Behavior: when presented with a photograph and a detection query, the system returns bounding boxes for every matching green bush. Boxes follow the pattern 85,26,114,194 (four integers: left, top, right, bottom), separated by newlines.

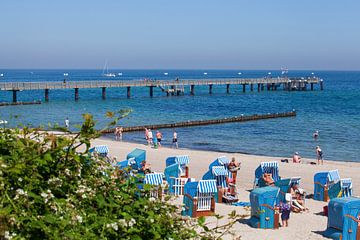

0,112,243,240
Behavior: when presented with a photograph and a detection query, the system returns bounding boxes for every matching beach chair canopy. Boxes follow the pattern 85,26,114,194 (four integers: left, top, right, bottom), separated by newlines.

127,148,146,169
314,170,340,186
184,180,217,198
255,161,280,181
212,166,228,176
327,197,360,232
166,155,190,167
144,173,164,185
209,156,230,169
116,157,136,170
89,145,109,156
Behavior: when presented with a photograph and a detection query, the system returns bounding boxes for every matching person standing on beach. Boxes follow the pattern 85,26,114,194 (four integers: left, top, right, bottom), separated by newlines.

156,130,162,147
147,129,153,146
119,127,123,141
65,117,69,129
115,127,119,141
144,128,149,145
316,146,323,165
172,130,178,149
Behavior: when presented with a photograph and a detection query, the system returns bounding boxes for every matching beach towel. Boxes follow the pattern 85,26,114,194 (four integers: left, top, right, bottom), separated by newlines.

232,201,251,207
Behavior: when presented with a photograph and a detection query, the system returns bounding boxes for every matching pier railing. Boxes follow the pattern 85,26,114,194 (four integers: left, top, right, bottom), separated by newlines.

0,77,320,91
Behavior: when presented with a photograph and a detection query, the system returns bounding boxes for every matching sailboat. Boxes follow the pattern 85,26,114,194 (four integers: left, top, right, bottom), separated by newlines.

102,61,116,77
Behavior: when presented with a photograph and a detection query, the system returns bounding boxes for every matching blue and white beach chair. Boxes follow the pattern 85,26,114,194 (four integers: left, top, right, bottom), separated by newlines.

182,180,217,217
127,148,146,171
164,163,189,196
253,161,280,188
275,177,301,204
324,197,360,240
166,155,190,178
314,170,353,201
143,172,165,199
89,145,109,157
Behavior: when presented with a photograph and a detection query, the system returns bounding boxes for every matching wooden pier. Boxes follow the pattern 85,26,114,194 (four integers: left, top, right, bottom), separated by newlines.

101,111,296,134
0,77,322,103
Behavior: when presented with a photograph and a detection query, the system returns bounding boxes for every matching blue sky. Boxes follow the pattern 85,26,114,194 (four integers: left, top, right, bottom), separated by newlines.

0,0,359,70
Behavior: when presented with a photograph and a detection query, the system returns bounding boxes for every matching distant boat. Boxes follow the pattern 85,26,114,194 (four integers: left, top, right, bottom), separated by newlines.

102,61,116,77
164,72,169,76
118,72,123,76
0,73,4,77
204,72,208,75
0,120,8,124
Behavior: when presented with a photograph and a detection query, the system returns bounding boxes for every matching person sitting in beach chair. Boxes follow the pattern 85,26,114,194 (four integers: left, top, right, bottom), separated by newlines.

259,173,275,187
290,184,307,212
141,160,151,174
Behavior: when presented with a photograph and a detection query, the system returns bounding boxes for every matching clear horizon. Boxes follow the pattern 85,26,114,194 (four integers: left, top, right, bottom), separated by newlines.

1,0,360,70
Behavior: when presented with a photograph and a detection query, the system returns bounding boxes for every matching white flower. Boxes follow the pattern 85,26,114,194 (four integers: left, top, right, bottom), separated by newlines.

18,178,23,182
64,169,71,176
75,215,83,223
149,197,155,202
118,219,126,226
40,192,47,198
1,164,7,168
128,218,136,227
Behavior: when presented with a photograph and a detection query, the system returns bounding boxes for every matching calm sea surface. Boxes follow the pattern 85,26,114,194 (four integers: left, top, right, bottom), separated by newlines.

1,70,359,162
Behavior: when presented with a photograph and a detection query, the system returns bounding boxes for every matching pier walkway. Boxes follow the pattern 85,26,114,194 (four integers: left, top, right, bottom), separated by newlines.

0,77,323,102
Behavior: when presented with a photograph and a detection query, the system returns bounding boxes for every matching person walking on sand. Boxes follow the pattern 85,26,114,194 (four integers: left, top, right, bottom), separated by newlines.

313,130,319,140
114,127,120,141
144,128,149,145
316,146,323,165
65,117,69,129
147,129,153,146
156,130,162,147
279,193,292,227
172,130,178,149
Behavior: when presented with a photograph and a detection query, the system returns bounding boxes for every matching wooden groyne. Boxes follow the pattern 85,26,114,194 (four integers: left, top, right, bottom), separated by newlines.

101,111,296,134
0,100,41,107
0,77,323,103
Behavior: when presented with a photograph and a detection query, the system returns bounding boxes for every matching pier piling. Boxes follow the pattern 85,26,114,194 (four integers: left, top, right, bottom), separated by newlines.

311,83,314,91
257,83,261,92
242,84,246,93
127,87,131,98
250,84,254,91
190,85,195,95
74,88,79,101
45,89,49,102
12,90,18,103
102,87,106,100
209,84,213,94
320,80,324,90
149,86,154,97
226,84,230,94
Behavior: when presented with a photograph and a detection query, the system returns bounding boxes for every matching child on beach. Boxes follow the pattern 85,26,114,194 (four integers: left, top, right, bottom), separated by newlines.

279,193,292,227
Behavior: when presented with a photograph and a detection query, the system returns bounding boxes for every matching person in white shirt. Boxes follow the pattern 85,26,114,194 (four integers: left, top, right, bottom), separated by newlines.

172,130,178,149
65,117,69,129
147,129,153,145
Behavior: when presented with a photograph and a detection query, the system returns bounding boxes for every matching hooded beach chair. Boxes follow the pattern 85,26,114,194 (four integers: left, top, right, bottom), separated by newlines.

253,161,280,188
143,172,164,199
249,186,280,229
202,165,236,203
164,163,188,196
314,170,353,201
127,148,146,171
165,155,190,178
182,180,217,217
323,197,360,240
89,145,109,157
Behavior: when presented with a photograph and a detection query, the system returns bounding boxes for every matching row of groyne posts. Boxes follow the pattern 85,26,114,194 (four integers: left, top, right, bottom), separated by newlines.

0,77,323,103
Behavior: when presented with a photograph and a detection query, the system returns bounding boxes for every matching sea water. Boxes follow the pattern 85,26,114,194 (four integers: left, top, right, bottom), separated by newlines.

0,70,359,162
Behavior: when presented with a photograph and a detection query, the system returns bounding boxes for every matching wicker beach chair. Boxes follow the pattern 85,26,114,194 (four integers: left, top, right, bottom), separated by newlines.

164,163,189,196
165,155,190,178
89,145,109,157
182,180,217,218
253,161,280,188
324,197,360,240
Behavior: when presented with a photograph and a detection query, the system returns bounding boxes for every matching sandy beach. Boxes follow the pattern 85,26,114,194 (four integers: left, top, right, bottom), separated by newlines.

91,137,359,240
